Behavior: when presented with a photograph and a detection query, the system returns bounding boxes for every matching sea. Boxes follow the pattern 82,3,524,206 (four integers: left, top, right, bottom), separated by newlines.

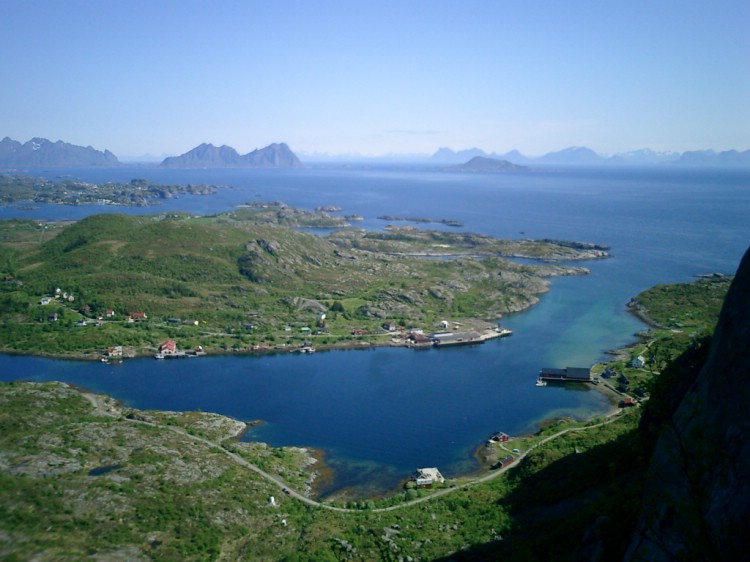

1,165,748,498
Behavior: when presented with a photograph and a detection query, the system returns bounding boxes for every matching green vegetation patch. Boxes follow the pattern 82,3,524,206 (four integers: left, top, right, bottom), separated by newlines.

0,209,603,358
628,274,732,331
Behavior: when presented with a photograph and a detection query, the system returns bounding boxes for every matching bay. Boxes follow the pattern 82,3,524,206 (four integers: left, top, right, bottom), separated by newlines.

1,165,748,497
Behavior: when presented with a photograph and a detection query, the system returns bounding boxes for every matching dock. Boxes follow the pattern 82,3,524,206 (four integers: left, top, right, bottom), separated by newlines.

432,326,512,347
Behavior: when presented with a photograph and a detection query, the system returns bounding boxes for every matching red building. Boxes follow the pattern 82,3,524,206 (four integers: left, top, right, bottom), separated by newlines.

158,339,177,355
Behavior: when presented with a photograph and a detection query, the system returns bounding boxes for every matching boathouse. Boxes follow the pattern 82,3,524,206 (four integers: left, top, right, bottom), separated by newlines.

539,367,592,383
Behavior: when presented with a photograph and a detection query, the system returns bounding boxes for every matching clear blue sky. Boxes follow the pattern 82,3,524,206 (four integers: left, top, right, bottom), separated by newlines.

2,0,748,158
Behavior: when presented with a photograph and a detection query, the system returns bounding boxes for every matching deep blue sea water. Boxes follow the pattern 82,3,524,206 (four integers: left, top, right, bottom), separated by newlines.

1,165,748,497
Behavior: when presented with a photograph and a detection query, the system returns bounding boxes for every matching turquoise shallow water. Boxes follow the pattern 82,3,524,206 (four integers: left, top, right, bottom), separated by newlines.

1,165,747,497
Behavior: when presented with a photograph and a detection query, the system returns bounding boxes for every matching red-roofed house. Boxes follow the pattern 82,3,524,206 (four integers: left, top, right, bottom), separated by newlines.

158,339,177,355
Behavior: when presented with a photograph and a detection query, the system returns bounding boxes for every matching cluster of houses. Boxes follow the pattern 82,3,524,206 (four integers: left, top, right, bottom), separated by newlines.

38,289,152,325
39,287,76,306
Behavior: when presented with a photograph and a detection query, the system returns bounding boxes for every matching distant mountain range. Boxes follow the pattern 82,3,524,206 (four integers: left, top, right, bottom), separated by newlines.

0,137,302,169
0,137,119,167
429,146,750,166
1,136,748,168
161,142,301,168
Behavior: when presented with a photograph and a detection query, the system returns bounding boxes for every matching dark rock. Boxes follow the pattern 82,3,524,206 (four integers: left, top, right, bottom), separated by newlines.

625,246,750,561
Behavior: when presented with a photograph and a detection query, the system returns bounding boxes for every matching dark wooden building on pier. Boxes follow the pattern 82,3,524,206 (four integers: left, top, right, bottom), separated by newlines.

539,367,592,383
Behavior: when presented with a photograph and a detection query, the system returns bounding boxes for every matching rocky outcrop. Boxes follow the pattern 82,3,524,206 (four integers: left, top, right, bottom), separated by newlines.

625,246,750,561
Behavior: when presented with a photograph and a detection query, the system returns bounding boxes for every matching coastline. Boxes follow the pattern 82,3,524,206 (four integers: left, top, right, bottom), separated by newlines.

0,318,632,502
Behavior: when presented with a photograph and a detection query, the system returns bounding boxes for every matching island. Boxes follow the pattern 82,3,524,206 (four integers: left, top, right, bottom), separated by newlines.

0,203,608,359
377,214,465,227
0,175,221,207
160,141,302,168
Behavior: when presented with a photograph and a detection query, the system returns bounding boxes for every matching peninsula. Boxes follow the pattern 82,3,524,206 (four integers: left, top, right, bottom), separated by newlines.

0,204,607,359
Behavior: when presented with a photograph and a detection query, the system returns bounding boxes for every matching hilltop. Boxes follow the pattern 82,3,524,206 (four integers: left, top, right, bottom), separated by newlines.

161,142,302,168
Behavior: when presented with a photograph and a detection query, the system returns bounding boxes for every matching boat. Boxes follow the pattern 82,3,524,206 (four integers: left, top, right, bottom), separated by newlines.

154,353,164,360
535,378,547,387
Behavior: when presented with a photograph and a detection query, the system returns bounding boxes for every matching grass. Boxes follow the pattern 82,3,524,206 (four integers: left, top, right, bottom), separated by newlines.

0,207,735,559
0,211,590,358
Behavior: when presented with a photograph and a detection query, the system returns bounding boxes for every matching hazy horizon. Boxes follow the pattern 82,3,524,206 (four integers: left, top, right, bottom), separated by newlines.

3,1,748,158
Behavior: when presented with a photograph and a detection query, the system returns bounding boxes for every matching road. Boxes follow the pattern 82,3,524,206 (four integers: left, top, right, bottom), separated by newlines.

82,390,626,514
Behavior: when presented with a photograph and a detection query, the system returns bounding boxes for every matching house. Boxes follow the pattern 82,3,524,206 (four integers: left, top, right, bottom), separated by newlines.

438,320,449,330
108,346,123,358
48,312,58,322
40,296,52,305
489,432,510,443
130,312,147,321
631,355,646,368
105,310,115,318
158,339,177,355
413,467,445,487
382,322,397,332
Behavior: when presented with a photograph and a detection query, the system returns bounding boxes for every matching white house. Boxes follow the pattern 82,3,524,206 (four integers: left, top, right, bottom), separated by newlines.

631,355,646,368
414,467,445,487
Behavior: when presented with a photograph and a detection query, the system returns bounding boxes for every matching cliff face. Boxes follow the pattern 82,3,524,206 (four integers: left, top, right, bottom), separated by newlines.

626,246,750,561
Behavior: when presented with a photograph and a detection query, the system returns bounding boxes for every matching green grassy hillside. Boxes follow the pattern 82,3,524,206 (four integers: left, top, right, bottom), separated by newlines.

0,273,732,560
0,210,599,357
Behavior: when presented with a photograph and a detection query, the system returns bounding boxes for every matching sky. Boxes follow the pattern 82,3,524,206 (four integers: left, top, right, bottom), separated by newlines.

2,0,748,159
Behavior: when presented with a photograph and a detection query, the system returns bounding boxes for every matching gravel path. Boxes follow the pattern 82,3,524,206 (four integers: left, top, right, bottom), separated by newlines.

81,389,626,514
